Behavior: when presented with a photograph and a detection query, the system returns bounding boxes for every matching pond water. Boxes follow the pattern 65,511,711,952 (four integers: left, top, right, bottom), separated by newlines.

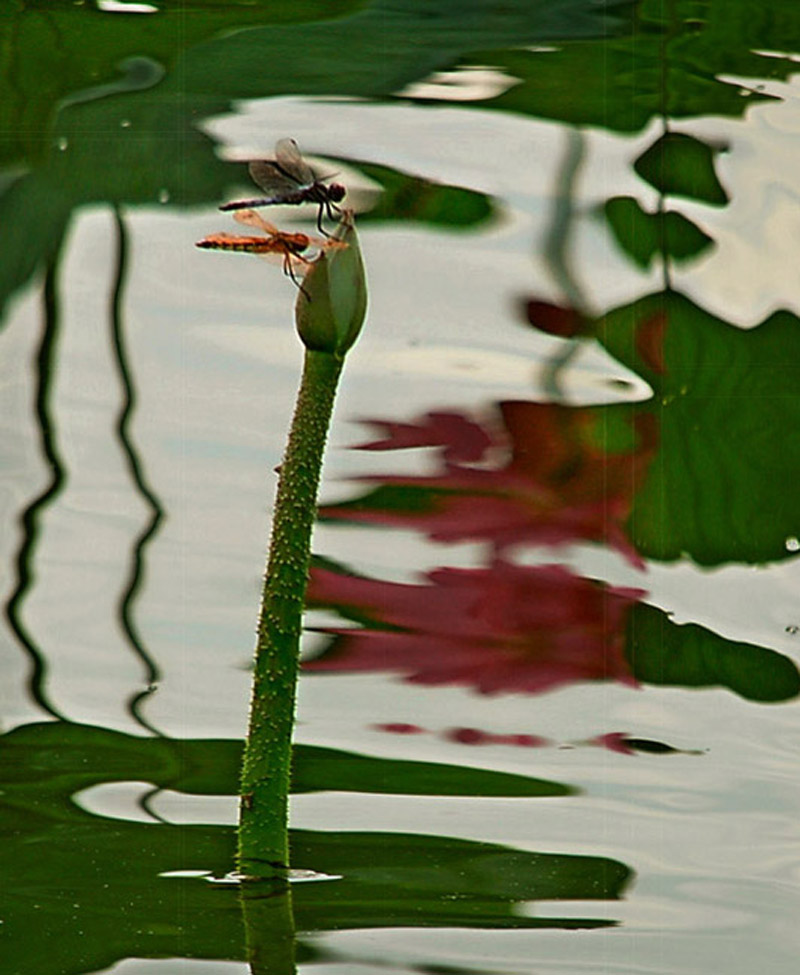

2,3,800,974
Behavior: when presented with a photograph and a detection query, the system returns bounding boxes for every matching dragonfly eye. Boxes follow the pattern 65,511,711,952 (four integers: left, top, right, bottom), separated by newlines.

328,183,346,203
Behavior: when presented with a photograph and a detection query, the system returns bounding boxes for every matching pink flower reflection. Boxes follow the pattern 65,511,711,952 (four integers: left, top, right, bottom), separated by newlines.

371,723,697,755
323,402,657,566
306,561,644,695
356,411,493,463
373,723,551,747
442,727,550,747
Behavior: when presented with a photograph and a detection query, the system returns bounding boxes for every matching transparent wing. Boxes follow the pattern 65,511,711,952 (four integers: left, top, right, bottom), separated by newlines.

274,137,316,186
233,209,280,234
247,160,300,199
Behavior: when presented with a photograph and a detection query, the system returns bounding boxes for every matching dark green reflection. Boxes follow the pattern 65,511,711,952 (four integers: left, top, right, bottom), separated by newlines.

0,721,630,974
0,0,633,325
108,207,166,732
598,291,800,566
4,253,68,721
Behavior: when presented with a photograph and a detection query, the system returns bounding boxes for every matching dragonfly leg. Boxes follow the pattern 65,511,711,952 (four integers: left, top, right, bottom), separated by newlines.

317,199,344,237
315,203,332,238
283,253,311,300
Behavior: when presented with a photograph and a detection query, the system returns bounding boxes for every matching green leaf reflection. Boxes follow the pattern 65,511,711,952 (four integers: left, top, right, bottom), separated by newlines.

347,160,495,228
0,721,629,974
634,133,729,204
0,721,571,799
604,196,714,267
628,604,800,702
598,292,800,565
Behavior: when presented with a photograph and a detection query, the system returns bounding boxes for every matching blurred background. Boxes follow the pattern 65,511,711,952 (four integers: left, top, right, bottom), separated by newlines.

2,2,800,973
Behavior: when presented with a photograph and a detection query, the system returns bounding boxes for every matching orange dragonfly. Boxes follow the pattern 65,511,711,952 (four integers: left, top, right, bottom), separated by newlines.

196,210,345,296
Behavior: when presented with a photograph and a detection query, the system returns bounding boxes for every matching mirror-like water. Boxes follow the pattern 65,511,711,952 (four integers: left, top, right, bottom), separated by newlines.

2,3,799,974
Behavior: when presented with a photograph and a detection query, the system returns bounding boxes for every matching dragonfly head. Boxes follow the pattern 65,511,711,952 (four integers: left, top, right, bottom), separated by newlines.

328,183,346,203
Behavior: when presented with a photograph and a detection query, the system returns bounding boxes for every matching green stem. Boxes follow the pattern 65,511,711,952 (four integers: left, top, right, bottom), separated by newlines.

238,348,345,877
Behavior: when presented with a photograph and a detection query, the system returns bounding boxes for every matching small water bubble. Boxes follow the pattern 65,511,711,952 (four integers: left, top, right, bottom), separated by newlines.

120,119,131,128
785,536,800,552
158,188,170,204
57,137,69,151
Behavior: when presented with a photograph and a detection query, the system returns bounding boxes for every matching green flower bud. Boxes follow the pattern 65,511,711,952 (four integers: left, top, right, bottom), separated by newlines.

295,210,367,355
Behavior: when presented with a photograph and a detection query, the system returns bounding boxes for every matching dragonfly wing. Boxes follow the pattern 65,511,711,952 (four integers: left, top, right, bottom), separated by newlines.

274,138,316,187
247,160,301,198
233,209,280,234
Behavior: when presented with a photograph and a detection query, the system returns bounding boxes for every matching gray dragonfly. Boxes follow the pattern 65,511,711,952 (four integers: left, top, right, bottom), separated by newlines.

220,137,345,235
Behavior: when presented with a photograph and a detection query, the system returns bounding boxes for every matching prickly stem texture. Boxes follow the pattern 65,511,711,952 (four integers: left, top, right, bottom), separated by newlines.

238,349,344,877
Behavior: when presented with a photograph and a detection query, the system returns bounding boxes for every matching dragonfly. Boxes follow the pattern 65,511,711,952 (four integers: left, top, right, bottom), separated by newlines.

219,138,346,235
196,209,345,296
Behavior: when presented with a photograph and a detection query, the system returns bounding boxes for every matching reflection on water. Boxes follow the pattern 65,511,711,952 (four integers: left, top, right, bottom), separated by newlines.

4,259,68,721
374,721,704,756
0,719,629,974
319,398,657,563
108,207,166,733
306,559,642,693
310,395,798,706
2,2,800,973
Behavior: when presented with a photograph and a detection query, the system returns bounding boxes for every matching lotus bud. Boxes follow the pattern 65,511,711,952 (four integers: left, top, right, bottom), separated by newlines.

295,210,367,355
